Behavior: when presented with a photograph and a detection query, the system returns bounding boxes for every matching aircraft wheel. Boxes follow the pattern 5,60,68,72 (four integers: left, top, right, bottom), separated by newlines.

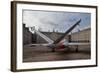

52,48,55,52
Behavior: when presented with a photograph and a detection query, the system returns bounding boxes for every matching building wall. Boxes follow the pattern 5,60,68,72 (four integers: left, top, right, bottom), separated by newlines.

70,28,91,42
36,33,48,43
69,28,91,51
23,24,36,45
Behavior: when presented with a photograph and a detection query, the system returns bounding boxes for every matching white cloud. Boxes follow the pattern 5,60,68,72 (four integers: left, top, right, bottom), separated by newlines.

23,10,91,33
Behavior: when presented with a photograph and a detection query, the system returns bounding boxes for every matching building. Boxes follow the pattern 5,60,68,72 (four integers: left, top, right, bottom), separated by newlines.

70,28,91,42
69,28,91,51
23,24,37,45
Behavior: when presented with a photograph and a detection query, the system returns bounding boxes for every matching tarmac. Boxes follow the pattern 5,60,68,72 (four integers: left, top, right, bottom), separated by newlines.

23,45,91,62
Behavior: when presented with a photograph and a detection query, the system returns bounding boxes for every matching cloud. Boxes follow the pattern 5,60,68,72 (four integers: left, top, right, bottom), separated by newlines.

23,10,91,33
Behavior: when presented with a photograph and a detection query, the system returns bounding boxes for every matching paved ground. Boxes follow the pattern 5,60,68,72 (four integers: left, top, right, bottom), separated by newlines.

23,45,91,62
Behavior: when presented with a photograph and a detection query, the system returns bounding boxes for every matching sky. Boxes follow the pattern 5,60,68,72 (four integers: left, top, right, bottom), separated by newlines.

23,10,91,33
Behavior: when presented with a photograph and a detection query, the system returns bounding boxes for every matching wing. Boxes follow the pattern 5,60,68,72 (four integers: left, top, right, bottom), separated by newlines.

64,42,90,46
28,43,50,46
53,19,81,44
29,28,54,44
